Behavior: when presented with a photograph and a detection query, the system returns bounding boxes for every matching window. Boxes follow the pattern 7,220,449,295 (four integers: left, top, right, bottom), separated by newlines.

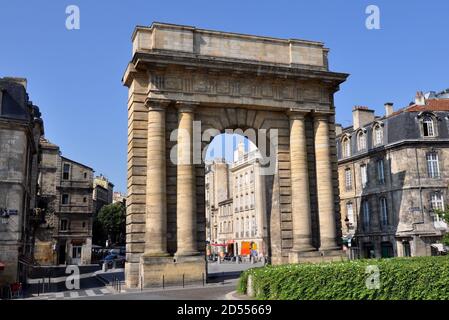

427,152,440,178
403,241,411,257
72,246,82,259
431,193,444,211
357,131,367,151
373,125,383,146
62,194,69,205
360,164,368,188
422,116,435,137
251,216,257,236
379,197,388,226
60,219,68,231
62,163,70,180
83,197,87,203
345,168,352,190
84,172,87,179
346,202,354,226
82,221,86,228
377,159,385,184
342,137,351,158
362,200,370,231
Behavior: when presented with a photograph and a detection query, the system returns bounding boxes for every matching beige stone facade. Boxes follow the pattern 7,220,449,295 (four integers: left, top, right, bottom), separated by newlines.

34,139,94,265
337,93,449,259
123,22,348,288
205,142,268,259
0,77,44,285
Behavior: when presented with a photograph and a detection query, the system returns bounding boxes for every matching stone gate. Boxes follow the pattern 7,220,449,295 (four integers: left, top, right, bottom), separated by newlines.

123,22,348,288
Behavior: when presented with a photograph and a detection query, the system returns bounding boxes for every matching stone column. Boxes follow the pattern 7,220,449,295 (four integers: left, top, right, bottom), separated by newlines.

254,161,267,252
314,114,339,251
143,99,170,256
175,102,199,256
289,112,315,254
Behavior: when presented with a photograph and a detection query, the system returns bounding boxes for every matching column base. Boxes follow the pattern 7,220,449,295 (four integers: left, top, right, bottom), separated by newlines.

140,254,206,288
288,248,346,264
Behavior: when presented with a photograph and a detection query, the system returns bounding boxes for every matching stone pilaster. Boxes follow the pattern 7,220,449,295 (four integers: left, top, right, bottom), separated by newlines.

288,111,315,261
143,99,170,257
175,102,200,256
314,114,339,251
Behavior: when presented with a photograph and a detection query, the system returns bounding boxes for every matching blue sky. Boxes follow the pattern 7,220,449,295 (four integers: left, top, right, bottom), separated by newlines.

1,0,448,192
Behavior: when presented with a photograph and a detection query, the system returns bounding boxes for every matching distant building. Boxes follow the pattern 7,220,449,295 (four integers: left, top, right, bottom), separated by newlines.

93,175,114,214
112,192,126,204
337,89,449,259
0,77,44,285
205,141,268,258
34,139,94,265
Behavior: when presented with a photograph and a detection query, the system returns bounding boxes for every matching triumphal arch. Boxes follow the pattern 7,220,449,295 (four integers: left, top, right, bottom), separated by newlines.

123,22,348,288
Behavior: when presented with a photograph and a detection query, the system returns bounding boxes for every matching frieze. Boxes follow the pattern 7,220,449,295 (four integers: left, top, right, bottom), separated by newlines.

149,72,329,103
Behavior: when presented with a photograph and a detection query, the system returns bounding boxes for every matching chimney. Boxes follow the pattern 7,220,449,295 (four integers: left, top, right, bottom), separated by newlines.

352,106,375,130
335,123,343,136
2,77,27,90
384,102,394,117
415,91,426,106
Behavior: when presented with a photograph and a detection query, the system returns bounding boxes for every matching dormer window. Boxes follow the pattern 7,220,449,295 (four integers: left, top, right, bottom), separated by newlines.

422,115,435,137
373,124,383,146
357,131,367,152
342,136,351,158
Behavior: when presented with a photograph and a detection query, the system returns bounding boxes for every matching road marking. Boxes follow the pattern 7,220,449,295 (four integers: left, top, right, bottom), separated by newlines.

85,290,96,296
69,291,79,298
100,288,109,294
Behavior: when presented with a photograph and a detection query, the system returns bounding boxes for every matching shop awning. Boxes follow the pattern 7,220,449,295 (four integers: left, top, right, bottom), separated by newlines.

210,243,227,247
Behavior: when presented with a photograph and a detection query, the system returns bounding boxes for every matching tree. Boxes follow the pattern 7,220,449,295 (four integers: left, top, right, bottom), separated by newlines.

95,202,126,246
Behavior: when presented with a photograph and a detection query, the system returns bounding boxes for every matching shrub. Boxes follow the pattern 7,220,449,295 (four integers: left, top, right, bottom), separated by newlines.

238,256,449,300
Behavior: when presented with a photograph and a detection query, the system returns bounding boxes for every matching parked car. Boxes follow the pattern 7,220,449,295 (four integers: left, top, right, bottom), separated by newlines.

100,254,125,268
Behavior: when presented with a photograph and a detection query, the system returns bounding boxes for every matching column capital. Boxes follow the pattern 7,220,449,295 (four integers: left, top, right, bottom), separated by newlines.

287,109,309,120
176,101,199,113
145,98,171,111
312,111,333,122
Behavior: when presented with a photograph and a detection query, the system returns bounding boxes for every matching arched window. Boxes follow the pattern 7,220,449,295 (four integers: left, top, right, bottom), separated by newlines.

422,115,435,137
357,131,367,151
373,124,383,146
342,136,351,158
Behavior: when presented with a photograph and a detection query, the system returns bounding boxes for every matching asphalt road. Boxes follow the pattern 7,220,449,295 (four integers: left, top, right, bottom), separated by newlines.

72,281,237,300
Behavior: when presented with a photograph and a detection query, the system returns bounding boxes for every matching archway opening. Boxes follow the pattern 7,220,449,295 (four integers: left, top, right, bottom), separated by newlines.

204,133,269,270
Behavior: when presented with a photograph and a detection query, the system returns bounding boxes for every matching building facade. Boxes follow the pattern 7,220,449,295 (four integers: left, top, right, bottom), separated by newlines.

0,77,44,285
205,142,268,259
337,90,449,259
34,139,94,265
93,174,114,214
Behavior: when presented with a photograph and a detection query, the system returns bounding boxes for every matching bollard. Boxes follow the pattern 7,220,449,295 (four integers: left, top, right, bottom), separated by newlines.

140,276,143,291
182,274,185,288
202,273,205,287
37,280,40,296
162,275,165,289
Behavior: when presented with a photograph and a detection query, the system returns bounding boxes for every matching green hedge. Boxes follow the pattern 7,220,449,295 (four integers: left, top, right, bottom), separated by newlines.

238,256,449,300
